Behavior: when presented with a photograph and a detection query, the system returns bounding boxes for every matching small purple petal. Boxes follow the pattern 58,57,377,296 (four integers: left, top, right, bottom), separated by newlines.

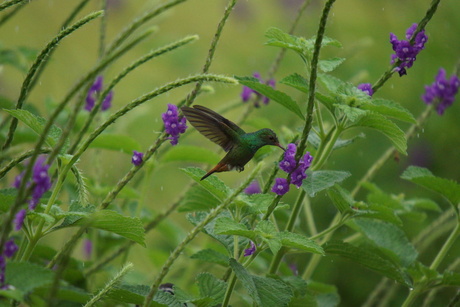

422,68,460,115
244,241,256,256
14,209,26,231
245,180,261,194
4,239,18,258
241,86,254,102
83,239,92,260
162,104,187,145
132,151,144,166
13,172,24,189
357,83,374,97
272,178,290,195
101,91,113,111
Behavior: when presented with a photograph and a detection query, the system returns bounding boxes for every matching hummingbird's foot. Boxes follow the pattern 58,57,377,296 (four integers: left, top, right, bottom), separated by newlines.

236,166,244,172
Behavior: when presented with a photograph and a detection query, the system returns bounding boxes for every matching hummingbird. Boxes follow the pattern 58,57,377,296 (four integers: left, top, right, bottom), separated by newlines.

181,105,285,180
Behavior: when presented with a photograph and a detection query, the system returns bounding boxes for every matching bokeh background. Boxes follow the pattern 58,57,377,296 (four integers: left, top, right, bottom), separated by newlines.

1,0,459,305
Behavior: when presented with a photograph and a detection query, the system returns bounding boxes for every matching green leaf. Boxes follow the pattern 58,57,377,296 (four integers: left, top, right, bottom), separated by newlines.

307,35,342,48
279,231,324,254
307,281,340,307
280,73,309,94
0,188,17,213
190,249,229,266
236,76,305,120
161,145,220,165
34,284,90,304
327,185,354,215
238,194,289,215
265,27,305,54
335,104,368,122
353,112,407,154
77,210,145,247
318,57,345,72
108,284,182,306
0,46,38,72
323,241,412,287
229,258,293,307
317,73,344,94
214,217,256,240
89,133,141,154
354,219,418,267
52,202,94,230
442,271,460,286
3,109,69,152
302,170,351,197
181,167,232,201
362,98,416,123
256,220,281,254
5,261,54,293
353,204,403,226
179,185,220,212
196,273,227,305
401,166,460,210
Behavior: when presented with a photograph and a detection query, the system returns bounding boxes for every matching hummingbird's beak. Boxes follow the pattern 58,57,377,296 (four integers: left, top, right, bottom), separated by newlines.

276,143,286,151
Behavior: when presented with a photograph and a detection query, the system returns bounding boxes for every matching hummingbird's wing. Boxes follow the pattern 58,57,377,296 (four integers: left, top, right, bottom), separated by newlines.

181,105,246,152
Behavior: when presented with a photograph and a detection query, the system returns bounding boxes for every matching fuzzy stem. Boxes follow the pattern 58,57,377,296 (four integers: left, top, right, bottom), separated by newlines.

0,0,26,11
1,11,103,153
0,0,25,26
84,263,134,307
142,162,263,306
99,0,107,58
0,148,51,179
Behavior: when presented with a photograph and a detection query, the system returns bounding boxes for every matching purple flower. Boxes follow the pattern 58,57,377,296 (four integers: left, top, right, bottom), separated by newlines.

357,83,374,96
244,241,256,256
290,152,313,188
272,178,290,195
240,72,276,107
245,180,261,194
101,90,113,111
162,104,187,146
29,156,52,210
12,171,24,189
280,143,297,173
132,151,144,166
83,239,92,260
14,209,26,231
422,68,460,115
4,239,18,258
389,23,428,76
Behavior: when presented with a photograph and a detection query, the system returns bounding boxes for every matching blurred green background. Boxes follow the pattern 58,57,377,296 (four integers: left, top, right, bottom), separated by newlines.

1,0,459,305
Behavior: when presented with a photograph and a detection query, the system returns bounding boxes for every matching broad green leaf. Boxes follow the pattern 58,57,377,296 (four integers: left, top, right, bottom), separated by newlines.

0,288,24,301
279,231,324,254
53,202,94,230
323,241,412,287
318,57,345,72
161,145,220,165
256,220,281,254
302,170,351,197
190,249,229,266
327,185,354,215
182,167,231,201
4,109,69,152
306,35,342,48
236,76,305,120
196,273,227,305
108,284,182,306
354,219,418,267
317,73,345,94
214,217,256,240
229,258,293,307
442,271,460,286
282,276,307,297
335,104,368,122
280,73,309,94
0,188,17,213
315,92,336,113
265,27,305,54
5,261,54,293
403,198,440,212
353,204,403,226
34,285,90,304
308,281,340,307
407,261,439,284
401,166,460,210
28,211,56,225
362,98,416,123
89,133,141,154
77,210,145,247
179,185,220,212
353,112,407,154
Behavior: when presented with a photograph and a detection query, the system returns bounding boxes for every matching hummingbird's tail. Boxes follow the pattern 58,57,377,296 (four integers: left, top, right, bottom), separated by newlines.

200,163,230,180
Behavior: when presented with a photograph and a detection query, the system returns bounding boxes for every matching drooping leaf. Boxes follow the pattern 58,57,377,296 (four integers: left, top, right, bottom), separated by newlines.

352,112,407,154
318,57,345,72
362,98,416,123
236,76,305,120
442,271,460,286
190,249,229,266
323,241,412,287
52,202,94,230
196,273,227,305
279,231,324,254
5,261,54,293
214,217,256,240
89,133,141,154
182,167,232,201
4,109,69,152
401,166,460,211
354,219,418,267
179,185,220,212
77,210,145,247
161,145,220,165
335,104,368,122
280,73,309,94
265,27,305,54
302,170,351,197
108,284,182,306
229,258,293,307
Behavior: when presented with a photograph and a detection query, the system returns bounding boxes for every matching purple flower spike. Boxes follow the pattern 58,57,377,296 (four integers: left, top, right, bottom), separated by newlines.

422,68,460,115
29,156,52,210
101,91,114,111
272,178,290,195
13,172,24,189
85,75,114,112
4,240,18,258
245,180,261,194
240,72,276,107
280,143,297,173
162,104,187,146
244,241,256,256
132,151,144,166
357,83,374,97
389,23,428,77
14,209,26,231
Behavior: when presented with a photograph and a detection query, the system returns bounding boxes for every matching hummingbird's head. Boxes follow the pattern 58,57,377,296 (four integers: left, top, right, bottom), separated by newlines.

258,128,285,151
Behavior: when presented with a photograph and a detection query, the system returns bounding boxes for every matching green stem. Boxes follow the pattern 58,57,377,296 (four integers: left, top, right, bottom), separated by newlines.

142,162,263,306
99,0,107,58
0,0,25,26
0,0,26,12
312,126,342,170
